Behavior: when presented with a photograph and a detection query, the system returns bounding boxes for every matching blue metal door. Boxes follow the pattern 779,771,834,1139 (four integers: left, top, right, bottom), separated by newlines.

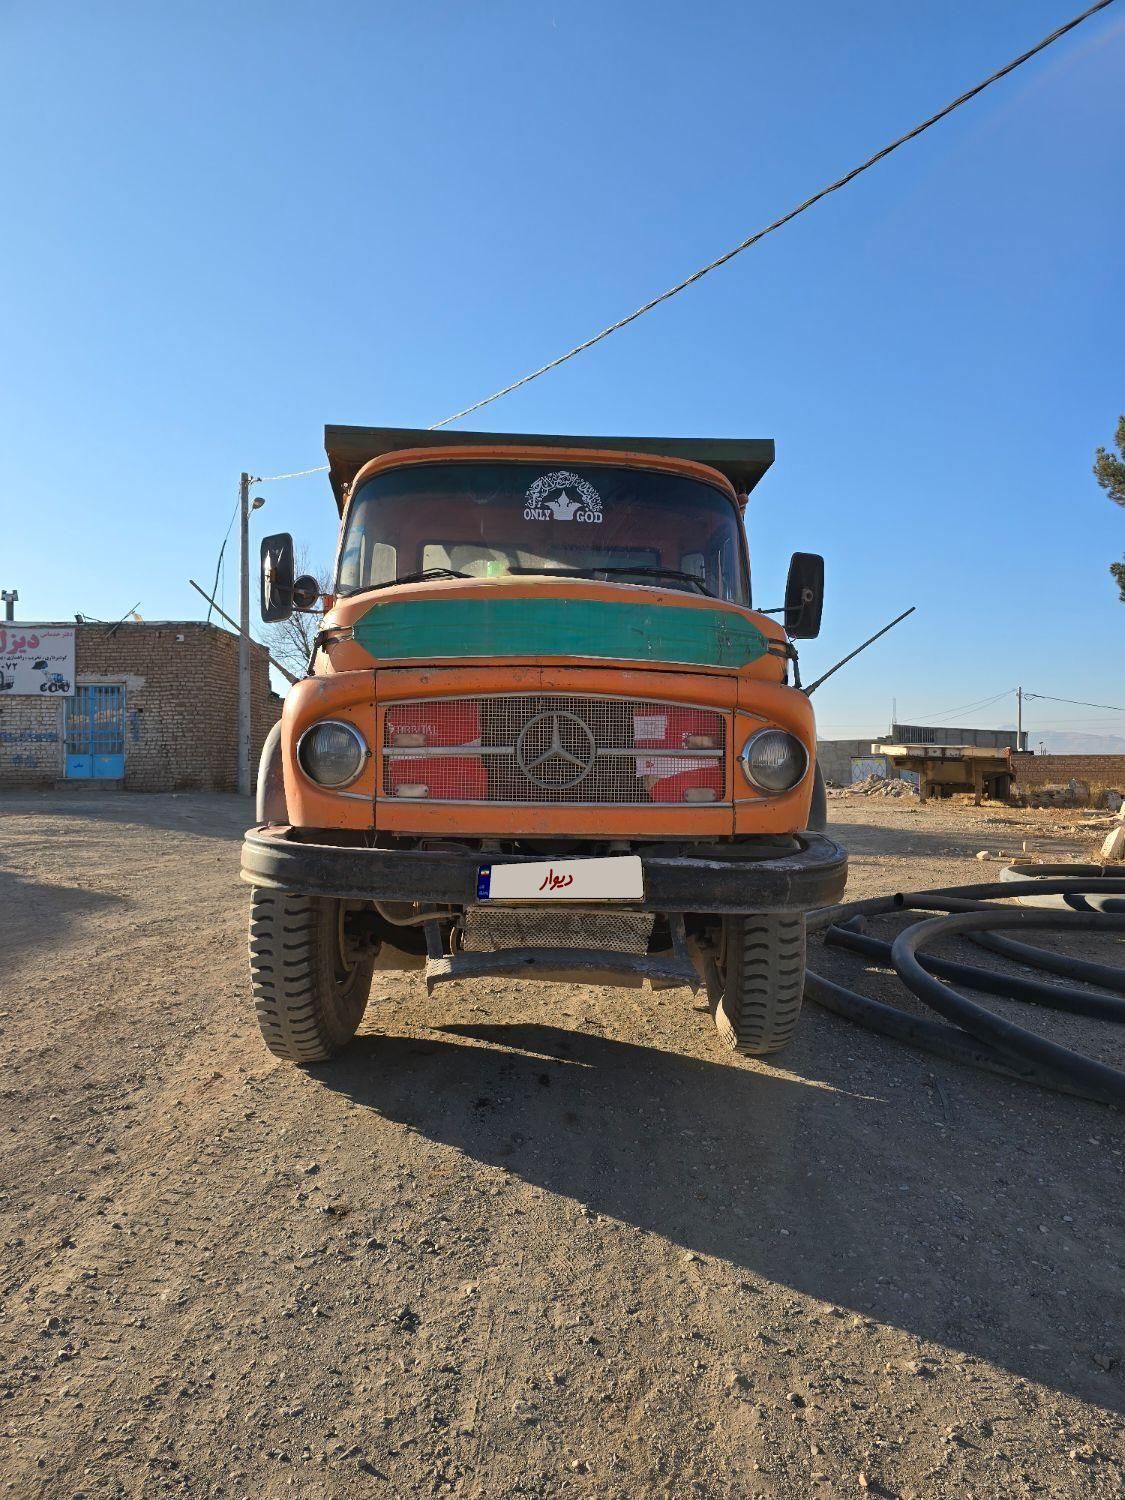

65,685,126,779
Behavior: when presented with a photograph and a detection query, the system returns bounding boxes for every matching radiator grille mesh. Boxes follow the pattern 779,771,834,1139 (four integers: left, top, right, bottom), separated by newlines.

461,909,654,952
382,695,727,805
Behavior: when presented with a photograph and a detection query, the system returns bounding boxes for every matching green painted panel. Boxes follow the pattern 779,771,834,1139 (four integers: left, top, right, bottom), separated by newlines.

353,595,768,668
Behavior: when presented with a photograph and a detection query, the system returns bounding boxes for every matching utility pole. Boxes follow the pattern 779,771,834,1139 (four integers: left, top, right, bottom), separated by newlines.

238,472,252,797
1016,685,1023,751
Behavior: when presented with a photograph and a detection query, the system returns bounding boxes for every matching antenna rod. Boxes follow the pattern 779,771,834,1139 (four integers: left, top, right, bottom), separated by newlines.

105,601,142,637
803,606,916,696
188,578,300,686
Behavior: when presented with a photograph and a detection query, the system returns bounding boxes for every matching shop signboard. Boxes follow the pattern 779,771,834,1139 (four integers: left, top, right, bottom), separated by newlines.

0,626,75,696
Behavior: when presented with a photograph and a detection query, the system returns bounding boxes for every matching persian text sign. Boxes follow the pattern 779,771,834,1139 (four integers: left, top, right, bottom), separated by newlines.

0,626,75,696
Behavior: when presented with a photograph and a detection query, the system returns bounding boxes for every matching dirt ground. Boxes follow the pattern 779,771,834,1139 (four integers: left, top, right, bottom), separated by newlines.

1,790,1122,1499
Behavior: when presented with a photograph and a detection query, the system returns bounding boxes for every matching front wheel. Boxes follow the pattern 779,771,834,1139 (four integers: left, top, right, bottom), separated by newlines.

713,912,806,1056
248,889,376,1063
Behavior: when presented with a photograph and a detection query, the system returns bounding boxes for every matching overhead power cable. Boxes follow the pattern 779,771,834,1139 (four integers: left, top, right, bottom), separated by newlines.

249,0,1115,477
906,689,1014,722
1024,691,1125,713
428,0,1115,429
254,464,331,483
206,486,243,624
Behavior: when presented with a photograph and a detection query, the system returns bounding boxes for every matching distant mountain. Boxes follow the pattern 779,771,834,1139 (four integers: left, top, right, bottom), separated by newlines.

1032,731,1125,756
974,722,1125,756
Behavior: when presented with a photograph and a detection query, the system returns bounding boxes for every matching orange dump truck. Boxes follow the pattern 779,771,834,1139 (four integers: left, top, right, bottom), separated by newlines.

241,426,846,1063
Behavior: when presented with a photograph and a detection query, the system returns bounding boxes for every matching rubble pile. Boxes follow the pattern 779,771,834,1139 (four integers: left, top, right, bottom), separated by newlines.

847,774,920,799
1026,779,1090,809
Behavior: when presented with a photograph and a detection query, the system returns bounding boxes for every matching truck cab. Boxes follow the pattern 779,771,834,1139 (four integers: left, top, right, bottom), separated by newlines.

241,425,846,1063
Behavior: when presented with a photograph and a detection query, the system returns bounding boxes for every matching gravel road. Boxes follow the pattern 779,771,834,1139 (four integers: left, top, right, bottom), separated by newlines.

1,791,1122,1498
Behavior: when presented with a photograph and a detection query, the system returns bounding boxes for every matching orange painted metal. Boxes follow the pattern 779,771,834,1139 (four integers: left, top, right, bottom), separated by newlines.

376,664,741,711
281,445,819,839
374,800,736,838
732,683,818,833
282,672,377,831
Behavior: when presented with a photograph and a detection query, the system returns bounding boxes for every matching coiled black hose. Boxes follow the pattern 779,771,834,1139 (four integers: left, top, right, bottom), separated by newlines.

806,874,1125,1107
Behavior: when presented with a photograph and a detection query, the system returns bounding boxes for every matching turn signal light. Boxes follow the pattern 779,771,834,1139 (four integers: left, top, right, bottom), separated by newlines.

395,783,429,798
684,732,721,749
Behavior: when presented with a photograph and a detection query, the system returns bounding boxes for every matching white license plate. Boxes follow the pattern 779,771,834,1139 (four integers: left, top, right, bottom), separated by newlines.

476,855,644,903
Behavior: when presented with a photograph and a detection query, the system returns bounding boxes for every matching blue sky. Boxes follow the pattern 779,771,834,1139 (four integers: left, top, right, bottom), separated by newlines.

2,1,1122,743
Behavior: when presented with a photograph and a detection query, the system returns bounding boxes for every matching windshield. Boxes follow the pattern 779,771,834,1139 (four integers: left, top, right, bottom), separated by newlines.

336,461,750,604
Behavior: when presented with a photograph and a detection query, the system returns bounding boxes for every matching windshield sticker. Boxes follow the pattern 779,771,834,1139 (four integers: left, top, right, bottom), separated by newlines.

524,470,603,524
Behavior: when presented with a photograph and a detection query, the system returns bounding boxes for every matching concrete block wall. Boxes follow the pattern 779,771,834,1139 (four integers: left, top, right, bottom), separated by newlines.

1010,753,1125,802
816,738,881,786
0,622,281,791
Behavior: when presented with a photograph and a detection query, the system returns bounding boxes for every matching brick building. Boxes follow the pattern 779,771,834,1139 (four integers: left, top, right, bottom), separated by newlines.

0,622,281,791
1010,752,1125,806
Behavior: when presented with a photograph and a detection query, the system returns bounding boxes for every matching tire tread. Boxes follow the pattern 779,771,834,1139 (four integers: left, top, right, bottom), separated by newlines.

715,912,806,1056
248,889,373,1064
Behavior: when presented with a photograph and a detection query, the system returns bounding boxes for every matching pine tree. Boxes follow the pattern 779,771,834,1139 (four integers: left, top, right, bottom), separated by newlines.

1093,415,1125,601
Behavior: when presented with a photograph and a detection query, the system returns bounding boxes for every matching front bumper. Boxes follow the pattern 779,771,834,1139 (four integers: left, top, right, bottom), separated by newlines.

240,826,847,914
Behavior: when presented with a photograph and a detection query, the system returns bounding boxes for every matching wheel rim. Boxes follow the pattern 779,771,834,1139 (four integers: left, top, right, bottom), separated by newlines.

333,904,359,986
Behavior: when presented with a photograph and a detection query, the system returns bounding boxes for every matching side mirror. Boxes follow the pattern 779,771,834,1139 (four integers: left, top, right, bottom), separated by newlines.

784,552,824,639
260,533,295,622
291,574,321,612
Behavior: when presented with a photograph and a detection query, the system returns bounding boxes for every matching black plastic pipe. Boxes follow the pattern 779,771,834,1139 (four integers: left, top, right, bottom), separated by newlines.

891,909,1125,1106
825,920,1125,1022
806,874,1125,1107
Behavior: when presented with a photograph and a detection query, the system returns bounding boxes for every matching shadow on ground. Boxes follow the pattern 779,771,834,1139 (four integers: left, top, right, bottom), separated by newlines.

318,1021,1124,1414
0,790,249,841
0,869,127,965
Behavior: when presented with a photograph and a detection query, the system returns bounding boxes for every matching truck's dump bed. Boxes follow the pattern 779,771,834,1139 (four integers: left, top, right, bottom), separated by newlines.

324,424,774,513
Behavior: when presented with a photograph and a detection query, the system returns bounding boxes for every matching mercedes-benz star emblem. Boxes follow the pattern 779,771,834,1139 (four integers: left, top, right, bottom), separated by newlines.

515,711,597,790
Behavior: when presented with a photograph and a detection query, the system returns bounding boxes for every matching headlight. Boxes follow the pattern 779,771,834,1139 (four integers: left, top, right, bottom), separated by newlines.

297,720,367,788
739,728,808,792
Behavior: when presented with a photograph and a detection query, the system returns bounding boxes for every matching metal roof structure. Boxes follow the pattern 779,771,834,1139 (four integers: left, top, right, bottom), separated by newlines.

324,424,775,513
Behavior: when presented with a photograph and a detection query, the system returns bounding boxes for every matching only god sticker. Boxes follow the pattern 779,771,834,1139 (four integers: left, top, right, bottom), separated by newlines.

524,470,603,523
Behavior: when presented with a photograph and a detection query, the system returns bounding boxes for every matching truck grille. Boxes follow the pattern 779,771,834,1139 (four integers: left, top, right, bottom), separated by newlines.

381,695,727,805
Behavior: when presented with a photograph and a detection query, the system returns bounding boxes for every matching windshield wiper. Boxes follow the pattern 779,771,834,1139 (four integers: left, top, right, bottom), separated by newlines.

509,565,715,597
368,568,472,592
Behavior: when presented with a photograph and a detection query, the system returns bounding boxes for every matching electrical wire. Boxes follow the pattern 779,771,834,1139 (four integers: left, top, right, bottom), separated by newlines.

246,0,1116,478
207,488,242,624
428,0,1116,429
1024,691,1125,712
904,688,1014,722
254,464,329,482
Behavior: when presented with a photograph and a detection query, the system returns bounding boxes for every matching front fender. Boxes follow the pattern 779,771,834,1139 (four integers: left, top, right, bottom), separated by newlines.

256,721,287,824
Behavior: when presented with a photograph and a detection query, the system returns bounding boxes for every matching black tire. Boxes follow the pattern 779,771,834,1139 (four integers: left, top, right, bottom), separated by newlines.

714,912,806,1056
248,889,375,1063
